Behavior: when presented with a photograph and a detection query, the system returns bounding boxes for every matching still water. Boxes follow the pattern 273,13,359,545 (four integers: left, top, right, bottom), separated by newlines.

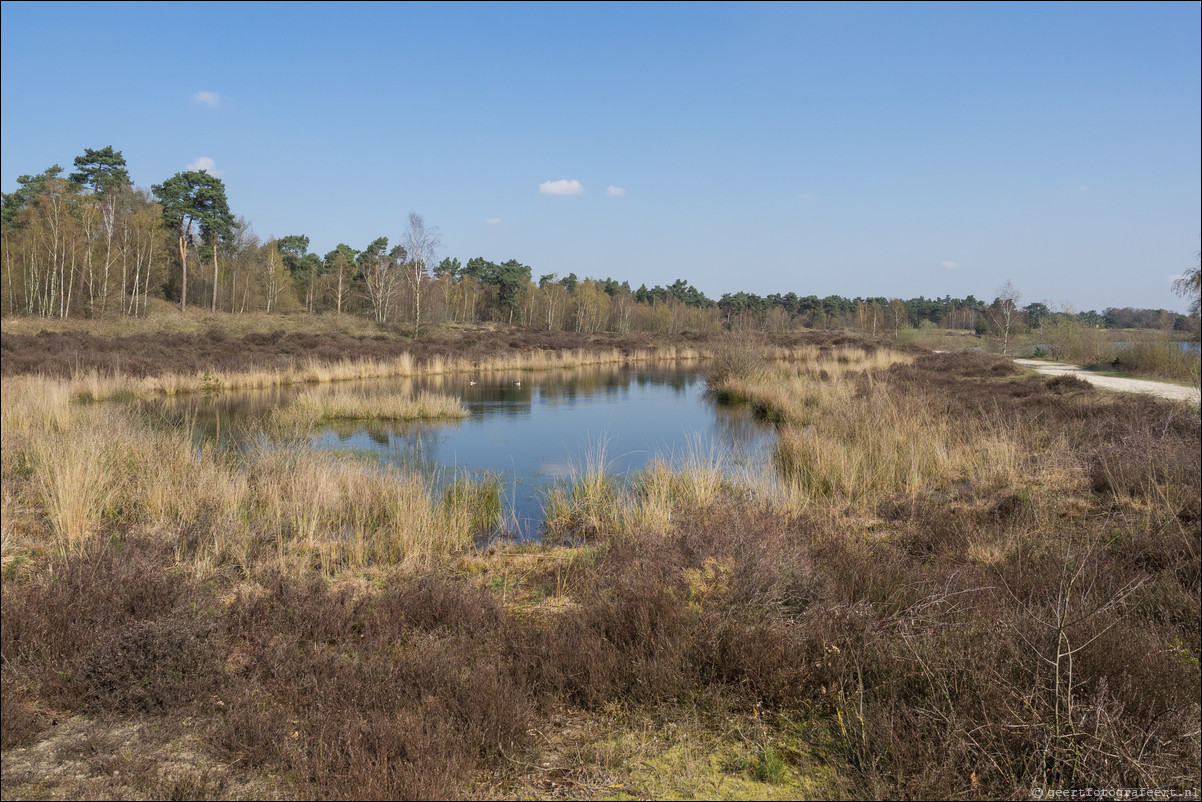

156,364,773,538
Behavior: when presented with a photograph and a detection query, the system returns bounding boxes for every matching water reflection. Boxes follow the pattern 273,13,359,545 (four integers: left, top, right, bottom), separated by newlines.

149,364,773,538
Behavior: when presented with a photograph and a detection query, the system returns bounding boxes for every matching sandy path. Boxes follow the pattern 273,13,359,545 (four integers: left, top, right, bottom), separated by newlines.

1014,359,1201,405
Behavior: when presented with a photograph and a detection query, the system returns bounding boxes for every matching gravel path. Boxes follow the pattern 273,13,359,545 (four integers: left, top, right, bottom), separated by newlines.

1014,359,1201,405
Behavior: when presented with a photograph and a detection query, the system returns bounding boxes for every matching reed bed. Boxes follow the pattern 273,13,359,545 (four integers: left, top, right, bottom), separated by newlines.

273,388,469,430
1,374,495,575
52,341,847,403
60,345,723,402
706,346,1031,510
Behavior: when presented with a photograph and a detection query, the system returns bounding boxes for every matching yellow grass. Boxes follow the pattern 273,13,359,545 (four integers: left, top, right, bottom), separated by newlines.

274,388,469,429
56,345,725,402
710,348,1030,512
544,435,736,539
2,373,495,575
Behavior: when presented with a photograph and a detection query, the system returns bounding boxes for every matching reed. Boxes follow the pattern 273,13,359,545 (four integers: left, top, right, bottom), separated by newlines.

274,388,469,429
1,374,495,575
544,435,736,539
53,344,724,403
707,348,1032,510
541,438,622,539
247,450,483,573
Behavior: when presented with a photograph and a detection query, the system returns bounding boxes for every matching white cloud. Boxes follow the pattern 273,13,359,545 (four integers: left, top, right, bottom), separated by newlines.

538,179,584,195
185,156,223,177
798,193,814,201
605,185,626,197
192,91,220,107
484,218,502,225
941,261,959,270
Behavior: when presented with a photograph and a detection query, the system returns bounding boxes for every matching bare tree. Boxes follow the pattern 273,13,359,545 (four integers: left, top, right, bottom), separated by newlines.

259,240,291,313
888,298,907,338
990,280,1022,355
359,237,400,324
404,212,441,337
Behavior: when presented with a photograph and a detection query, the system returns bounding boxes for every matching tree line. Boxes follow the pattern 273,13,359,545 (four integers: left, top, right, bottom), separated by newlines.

3,146,1197,337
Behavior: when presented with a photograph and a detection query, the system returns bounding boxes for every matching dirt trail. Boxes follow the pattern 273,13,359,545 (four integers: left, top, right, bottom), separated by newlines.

1014,359,1201,404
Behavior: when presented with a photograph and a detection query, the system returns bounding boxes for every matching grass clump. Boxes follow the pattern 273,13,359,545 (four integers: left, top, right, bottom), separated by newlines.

706,332,771,387
543,435,734,541
442,475,503,535
273,388,469,429
542,461,622,541
737,747,788,784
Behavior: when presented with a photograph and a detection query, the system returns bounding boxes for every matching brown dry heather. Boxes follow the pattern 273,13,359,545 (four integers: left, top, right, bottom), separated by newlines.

1,329,1198,800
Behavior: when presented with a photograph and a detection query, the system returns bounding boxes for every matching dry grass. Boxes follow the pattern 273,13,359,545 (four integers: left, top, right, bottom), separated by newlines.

0,375,493,576
248,450,491,573
55,345,716,402
542,438,623,540
707,347,1014,512
543,435,735,541
273,388,469,430
771,385,1024,507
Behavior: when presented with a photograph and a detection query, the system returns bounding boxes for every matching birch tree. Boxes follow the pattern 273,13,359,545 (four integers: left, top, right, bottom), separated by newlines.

403,212,441,336
70,146,131,315
990,280,1023,355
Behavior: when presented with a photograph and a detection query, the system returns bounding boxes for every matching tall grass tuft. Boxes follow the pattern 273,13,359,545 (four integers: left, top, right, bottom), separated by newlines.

542,438,622,540
26,408,131,556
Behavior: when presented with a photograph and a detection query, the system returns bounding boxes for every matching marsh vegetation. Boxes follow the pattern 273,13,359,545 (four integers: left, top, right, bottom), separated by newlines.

1,324,1198,800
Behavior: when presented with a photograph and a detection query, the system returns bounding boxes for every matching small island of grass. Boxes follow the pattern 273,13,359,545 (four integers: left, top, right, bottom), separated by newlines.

275,389,470,428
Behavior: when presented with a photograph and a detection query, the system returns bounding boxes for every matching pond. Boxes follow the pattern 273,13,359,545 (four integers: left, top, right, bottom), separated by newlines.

151,364,774,539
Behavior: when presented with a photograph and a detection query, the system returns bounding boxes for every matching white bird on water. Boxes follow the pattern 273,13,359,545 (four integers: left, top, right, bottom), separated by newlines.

512,380,521,387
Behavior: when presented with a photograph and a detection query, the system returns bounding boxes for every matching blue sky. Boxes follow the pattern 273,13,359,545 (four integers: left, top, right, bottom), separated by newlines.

2,1,1199,313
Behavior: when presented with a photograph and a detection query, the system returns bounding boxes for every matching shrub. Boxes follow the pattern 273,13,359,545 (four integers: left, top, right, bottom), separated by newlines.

79,613,219,714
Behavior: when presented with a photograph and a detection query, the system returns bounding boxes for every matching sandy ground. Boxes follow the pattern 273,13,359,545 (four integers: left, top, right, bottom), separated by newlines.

1014,359,1201,405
